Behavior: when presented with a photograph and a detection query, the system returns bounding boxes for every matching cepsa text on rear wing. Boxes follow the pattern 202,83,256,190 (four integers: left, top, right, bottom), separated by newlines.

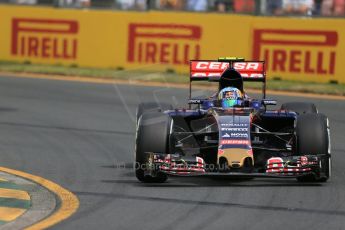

190,60,266,82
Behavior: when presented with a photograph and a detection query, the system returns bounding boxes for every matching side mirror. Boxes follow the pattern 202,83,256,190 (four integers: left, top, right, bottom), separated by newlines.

262,99,277,106
188,99,203,105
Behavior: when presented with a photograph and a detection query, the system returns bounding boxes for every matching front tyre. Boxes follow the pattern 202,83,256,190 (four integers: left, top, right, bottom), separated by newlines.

135,112,172,183
295,113,331,182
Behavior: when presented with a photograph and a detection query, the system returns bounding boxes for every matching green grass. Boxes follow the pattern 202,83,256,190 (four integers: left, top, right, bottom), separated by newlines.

0,61,345,96
0,198,31,209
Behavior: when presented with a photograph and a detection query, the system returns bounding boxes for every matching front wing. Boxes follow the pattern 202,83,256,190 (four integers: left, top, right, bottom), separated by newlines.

144,153,329,180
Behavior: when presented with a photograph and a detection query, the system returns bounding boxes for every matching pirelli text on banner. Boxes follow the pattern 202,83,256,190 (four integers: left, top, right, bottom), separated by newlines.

253,29,338,75
11,18,79,60
127,23,202,65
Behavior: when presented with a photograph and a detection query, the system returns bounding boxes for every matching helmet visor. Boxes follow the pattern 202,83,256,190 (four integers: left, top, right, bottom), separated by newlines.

222,99,237,108
224,91,236,99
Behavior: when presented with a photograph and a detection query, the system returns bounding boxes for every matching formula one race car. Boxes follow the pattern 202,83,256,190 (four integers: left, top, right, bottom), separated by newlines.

135,57,331,183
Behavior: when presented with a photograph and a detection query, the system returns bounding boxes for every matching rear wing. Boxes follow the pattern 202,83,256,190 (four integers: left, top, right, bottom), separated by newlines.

188,60,267,104
190,60,266,82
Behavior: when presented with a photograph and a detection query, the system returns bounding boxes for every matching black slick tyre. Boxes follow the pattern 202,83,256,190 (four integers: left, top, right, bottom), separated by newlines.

295,113,331,182
135,112,172,183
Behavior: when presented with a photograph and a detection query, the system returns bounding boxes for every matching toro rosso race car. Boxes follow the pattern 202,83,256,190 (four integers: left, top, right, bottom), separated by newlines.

135,57,331,183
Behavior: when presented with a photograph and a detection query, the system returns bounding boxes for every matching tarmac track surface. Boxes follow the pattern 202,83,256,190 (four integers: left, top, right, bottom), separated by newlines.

0,75,344,230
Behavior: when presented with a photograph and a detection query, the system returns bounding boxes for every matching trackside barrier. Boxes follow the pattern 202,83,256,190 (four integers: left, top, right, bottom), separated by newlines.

0,5,344,83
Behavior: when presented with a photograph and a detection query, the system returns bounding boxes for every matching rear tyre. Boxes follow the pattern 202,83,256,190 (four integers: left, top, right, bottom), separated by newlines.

135,112,171,183
295,113,331,182
136,102,173,123
281,102,317,115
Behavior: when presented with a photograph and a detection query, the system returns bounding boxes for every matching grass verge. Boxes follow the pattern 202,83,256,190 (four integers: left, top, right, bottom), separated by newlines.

0,61,344,96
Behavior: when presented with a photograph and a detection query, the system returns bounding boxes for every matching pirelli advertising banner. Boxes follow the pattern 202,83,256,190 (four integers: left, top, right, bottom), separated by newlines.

0,5,344,83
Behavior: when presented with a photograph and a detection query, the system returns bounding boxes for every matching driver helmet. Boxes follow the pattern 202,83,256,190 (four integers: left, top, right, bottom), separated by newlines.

218,87,243,108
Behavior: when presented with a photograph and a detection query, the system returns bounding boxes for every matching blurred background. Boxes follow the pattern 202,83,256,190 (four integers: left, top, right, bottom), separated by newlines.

0,0,344,88
0,0,343,17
